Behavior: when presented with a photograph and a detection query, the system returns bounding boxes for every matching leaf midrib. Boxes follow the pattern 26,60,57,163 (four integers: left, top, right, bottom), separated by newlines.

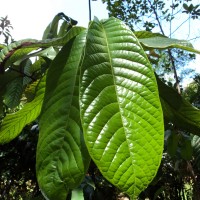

100,21,136,191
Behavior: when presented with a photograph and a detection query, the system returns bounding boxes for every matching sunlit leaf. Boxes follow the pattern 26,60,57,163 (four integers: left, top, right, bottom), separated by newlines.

80,17,164,199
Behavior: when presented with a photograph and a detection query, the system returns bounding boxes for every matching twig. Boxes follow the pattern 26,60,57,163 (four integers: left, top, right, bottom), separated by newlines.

147,0,181,94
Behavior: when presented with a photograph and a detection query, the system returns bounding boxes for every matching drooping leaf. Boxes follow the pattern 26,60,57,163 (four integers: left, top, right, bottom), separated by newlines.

80,17,164,199
0,74,45,144
139,36,200,54
157,76,200,135
0,26,85,71
37,31,90,200
43,12,77,39
42,12,64,39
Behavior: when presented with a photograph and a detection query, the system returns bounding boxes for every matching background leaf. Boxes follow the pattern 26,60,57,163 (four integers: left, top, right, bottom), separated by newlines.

80,17,164,199
0,75,45,144
4,76,23,108
157,76,200,135
139,36,200,54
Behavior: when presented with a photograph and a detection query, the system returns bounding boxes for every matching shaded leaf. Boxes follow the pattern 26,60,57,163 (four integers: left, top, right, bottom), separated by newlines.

167,131,179,157
0,75,45,144
37,31,90,200
180,135,192,160
192,135,200,170
4,76,23,108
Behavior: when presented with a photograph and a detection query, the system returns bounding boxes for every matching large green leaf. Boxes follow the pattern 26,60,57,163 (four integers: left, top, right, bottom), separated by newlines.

36,31,90,200
0,75,45,144
80,17,164,199
157,76,200,135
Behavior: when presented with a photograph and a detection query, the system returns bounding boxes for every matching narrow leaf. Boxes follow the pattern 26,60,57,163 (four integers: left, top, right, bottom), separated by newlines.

80,17,164,199
37,31,90,200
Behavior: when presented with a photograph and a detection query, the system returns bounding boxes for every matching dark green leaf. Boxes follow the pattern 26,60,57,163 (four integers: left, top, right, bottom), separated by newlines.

37,31,90,200
4,77,23,108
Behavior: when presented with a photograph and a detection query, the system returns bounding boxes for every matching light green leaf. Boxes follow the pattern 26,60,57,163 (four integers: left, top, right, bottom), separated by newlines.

37,31,90,200
139,36,200,54
0,75,45,144
80,17,164,199
71,189,84,200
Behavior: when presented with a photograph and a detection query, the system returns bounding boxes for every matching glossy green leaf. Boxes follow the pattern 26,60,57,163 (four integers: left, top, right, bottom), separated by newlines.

37,31,90,200
139,36,200,54
80,17,164,199
0,75,45,144
157,76,200,135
